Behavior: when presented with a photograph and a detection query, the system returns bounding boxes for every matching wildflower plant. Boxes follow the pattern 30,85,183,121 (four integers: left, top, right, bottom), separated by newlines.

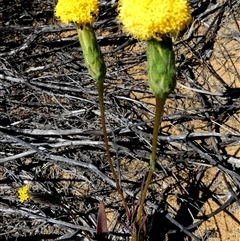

117,0,192,237
55,0,129,222
18,185,30,203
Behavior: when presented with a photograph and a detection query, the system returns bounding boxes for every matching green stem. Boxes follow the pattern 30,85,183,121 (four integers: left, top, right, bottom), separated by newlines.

135,96,166,224
97,83,130,219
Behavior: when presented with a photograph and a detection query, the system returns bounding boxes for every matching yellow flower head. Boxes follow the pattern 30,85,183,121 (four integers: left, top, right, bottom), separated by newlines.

117,0,192,40
18,185,30,203
55,0,99,25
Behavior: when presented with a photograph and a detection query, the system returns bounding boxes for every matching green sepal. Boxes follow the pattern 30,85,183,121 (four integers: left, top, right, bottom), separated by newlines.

147,37,176,99
77,24,106,86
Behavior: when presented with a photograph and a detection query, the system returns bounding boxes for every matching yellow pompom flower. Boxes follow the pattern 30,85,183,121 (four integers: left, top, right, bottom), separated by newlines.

55,0,99,25
117,0,192,40
18,185,30,203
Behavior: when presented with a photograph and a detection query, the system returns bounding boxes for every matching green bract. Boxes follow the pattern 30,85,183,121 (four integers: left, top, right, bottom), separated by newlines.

77,25,106,86
147,37,176,99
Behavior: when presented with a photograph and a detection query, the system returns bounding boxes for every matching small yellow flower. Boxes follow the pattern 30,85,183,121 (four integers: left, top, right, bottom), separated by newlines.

117,0,192,40
18,185,30,203
55,0,99,25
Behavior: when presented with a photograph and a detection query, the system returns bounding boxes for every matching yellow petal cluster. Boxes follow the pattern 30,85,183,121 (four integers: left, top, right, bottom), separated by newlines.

18,185,30,203
117,0,192,40
55,0,99,25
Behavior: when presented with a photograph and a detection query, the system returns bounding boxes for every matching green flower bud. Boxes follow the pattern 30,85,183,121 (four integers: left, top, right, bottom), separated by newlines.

147,37,176,99
77,24,106,86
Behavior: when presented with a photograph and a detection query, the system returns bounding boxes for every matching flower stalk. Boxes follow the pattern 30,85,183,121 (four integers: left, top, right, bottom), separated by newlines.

97,84,130,218
135,36,176,228
76,20,130,221
135,96,166,225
